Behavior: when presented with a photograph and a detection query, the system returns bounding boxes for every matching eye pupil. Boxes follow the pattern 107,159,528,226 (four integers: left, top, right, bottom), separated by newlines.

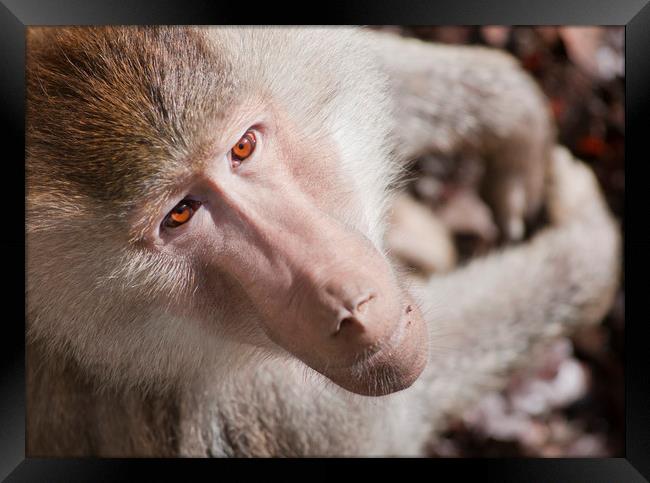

231,130,256,164
171,206,190,222
163,200,200,229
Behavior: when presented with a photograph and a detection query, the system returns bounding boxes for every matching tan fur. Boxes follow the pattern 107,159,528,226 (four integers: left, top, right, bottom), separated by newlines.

370,30,554,239
26,27,620,456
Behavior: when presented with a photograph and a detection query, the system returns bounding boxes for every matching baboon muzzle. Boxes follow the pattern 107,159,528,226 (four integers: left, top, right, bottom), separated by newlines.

216,178,429,396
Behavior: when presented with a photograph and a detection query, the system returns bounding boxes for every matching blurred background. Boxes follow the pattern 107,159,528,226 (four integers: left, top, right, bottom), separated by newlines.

375,26,625,457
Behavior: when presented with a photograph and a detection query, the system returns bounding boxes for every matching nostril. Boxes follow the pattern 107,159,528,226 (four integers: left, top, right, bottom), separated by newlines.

337,316,357,334
355,293,375,315
332,292,378,336
343,291,376,314
334,314,367,338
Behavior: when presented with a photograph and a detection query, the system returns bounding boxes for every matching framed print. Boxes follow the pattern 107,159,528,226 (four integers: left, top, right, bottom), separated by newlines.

2,0,648,480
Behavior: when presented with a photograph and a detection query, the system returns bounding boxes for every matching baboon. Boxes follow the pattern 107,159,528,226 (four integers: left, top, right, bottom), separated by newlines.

26,26,620,456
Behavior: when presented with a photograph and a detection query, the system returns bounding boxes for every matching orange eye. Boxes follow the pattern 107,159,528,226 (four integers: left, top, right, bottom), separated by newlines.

163,199,201,229
231,130,256,165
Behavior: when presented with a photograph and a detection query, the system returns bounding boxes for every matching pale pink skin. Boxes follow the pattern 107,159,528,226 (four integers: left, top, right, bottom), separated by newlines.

149,104,429,397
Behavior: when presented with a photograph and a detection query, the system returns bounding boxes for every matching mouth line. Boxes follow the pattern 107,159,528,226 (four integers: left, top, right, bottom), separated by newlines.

326,304,413,372
357,306,410,368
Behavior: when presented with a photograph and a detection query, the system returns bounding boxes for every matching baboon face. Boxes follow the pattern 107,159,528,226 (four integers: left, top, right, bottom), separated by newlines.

26,26,428,396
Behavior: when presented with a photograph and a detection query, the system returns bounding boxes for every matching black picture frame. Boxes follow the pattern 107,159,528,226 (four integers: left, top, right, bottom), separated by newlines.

2,1,648,480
